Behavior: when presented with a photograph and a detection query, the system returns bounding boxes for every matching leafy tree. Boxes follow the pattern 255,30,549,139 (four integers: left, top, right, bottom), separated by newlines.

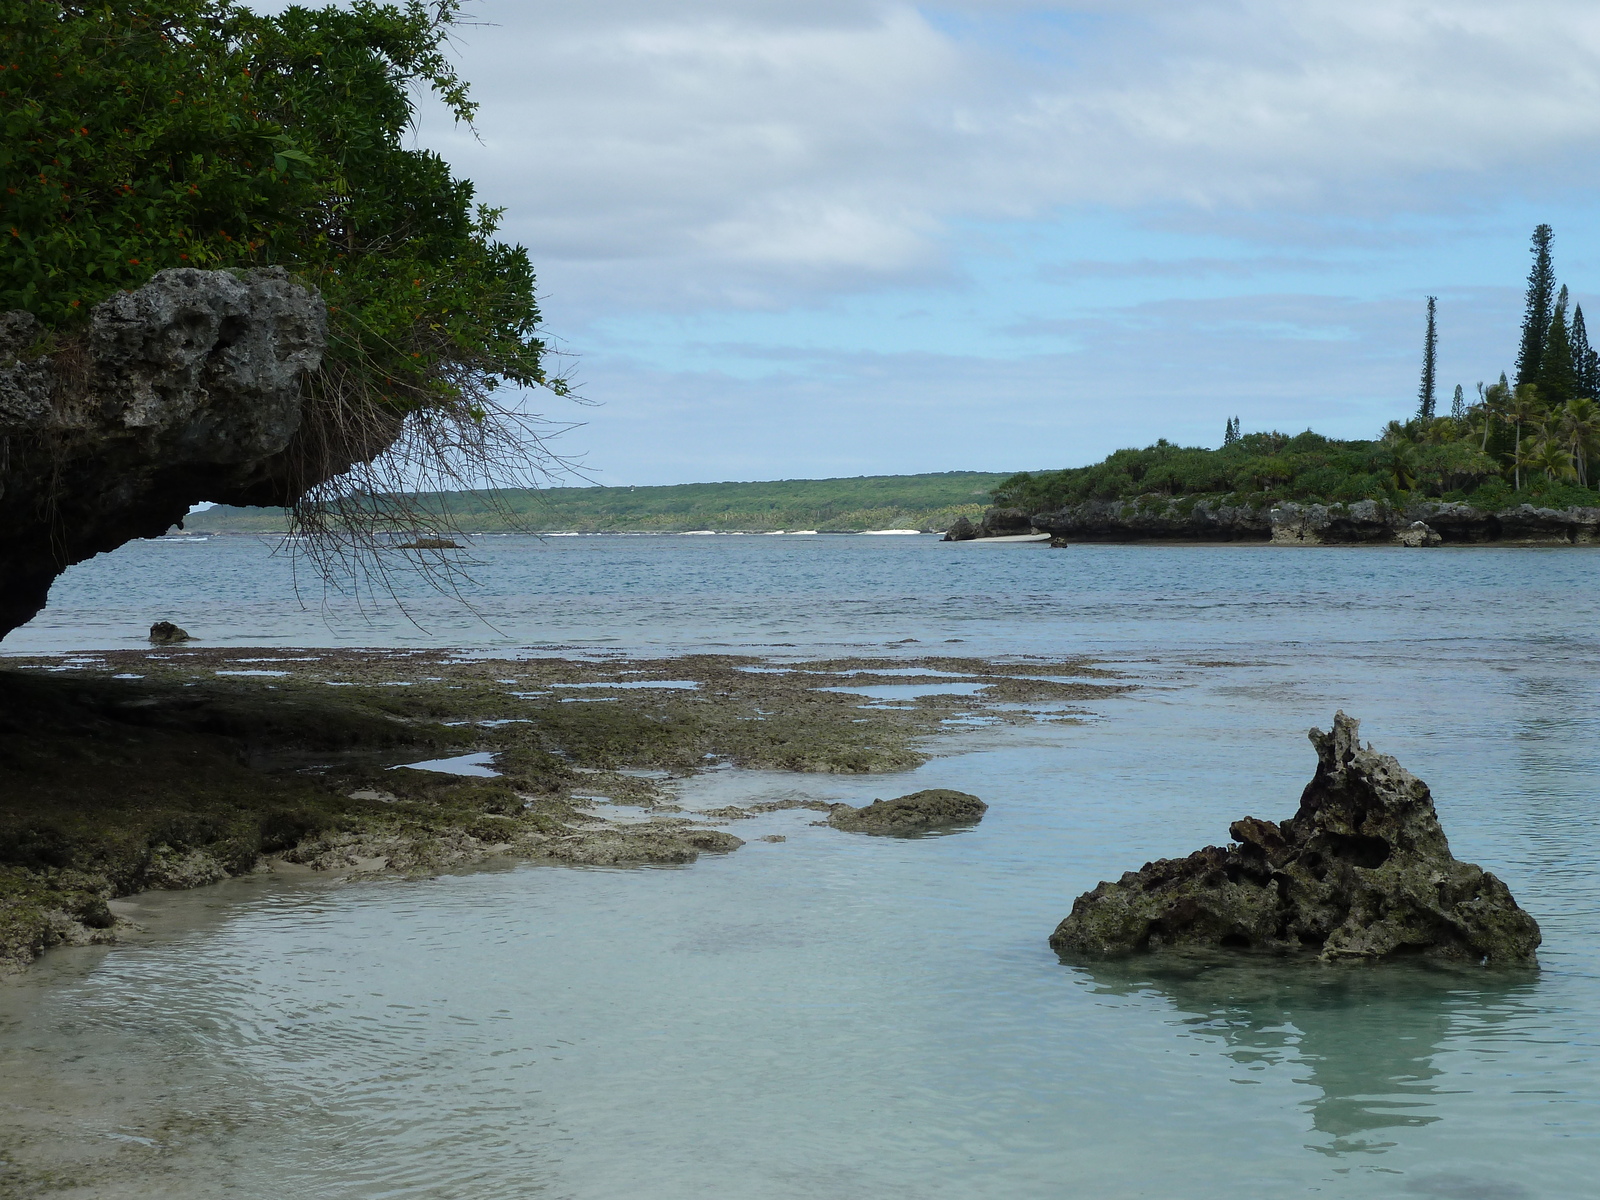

1,0,569,546
1538,285,1578,407
1515,224,1556,390
1416,296,1437,420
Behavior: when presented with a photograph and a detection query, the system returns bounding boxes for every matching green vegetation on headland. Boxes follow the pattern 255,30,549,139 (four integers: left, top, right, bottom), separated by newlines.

997,225,1600,517
185,472,1007,534
993,427,1595,516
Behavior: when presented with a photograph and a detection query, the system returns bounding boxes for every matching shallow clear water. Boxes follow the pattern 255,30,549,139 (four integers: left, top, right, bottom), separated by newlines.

3,536,1599,1198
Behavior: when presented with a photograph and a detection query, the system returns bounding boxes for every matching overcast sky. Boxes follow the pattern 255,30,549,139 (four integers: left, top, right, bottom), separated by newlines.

298,1,1600,483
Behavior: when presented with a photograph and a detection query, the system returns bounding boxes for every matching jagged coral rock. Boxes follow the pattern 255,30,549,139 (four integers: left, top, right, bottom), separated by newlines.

1050,713,1540,965
1,268,400,640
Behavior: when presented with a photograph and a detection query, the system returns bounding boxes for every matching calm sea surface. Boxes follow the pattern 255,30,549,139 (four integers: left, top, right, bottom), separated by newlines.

2,534,1598,1198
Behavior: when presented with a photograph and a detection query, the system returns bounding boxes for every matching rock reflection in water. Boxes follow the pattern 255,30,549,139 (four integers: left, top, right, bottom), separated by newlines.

1068,953,1540,1155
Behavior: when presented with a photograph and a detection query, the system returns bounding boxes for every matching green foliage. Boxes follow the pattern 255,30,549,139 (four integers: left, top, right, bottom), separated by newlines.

187,472,1010,533
991,417,1587,514
1,0,553,408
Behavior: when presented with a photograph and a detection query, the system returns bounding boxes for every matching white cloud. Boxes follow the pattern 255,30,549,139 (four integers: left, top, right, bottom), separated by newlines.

416,0,1600,313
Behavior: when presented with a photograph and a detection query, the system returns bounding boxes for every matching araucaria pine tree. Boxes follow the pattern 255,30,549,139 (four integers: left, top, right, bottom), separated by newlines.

1572,303,1600,397
1417,296,1438,420
1539,285,1578,407
1451,384,1465,420
1515,224,1556,390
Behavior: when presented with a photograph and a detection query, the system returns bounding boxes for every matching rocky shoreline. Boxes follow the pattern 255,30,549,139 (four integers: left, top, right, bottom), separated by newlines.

946,498,1600,546
0,647,1125,974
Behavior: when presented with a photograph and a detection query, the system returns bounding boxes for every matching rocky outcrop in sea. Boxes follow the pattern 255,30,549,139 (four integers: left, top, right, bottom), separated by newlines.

943,508,1036,541
1050,712,1541,965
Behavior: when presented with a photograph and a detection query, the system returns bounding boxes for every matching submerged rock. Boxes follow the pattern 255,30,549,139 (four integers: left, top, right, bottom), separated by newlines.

1050,713,1540,965
828,788,987,834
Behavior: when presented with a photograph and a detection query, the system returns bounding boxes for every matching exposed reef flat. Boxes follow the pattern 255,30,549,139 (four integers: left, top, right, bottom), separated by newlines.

827,789,988,834
0,648,1127,974
1051,712,1540,966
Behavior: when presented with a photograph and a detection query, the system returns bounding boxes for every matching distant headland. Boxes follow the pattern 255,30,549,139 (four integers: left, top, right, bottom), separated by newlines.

183,472,1007,536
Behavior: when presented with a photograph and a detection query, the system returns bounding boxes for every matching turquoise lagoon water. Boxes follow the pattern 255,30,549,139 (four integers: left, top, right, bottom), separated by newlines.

2,535,1598,1198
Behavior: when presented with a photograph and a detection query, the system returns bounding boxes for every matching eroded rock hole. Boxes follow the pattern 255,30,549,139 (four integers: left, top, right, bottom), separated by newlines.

1326,832,1391,868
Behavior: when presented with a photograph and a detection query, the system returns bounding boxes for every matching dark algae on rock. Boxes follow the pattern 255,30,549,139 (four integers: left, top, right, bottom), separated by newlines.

827,789,988,834
1,649,1119,973
1051,713,1540,966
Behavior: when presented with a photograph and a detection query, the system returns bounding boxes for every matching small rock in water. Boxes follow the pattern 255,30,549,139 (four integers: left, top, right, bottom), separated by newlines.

397,537,462,550
827,788,987,834
1050,712,1540,965
148,620,192,644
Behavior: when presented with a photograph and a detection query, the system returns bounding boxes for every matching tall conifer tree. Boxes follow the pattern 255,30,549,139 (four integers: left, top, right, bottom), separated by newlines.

1417,296,1438,420
1515,224,1556,389
1573,303,1600,396
1540,285,1577,408
1451,384,1465,420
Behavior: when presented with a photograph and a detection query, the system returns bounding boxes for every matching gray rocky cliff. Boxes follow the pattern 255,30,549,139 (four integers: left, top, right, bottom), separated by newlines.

1012,496,1600,546
1,268,396,640
1030,497,1273,542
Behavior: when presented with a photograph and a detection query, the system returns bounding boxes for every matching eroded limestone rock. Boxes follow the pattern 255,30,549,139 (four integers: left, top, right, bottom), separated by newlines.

828,788,987,834
943,516,979,542
1,269,400,640
1033,497,1273,543
1270,500,1395,545
1398,521,1442,547
1050,713,1540,965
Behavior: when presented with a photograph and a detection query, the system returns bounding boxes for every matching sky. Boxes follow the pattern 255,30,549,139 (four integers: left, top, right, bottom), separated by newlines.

272,1,1600,485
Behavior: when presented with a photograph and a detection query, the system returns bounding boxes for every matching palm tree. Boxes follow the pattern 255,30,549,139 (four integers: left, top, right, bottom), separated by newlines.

1504,383,1543,489
1382,441,1419,492
1554,396,1600,487
1477,379,1509,452
1529,436,1575,484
